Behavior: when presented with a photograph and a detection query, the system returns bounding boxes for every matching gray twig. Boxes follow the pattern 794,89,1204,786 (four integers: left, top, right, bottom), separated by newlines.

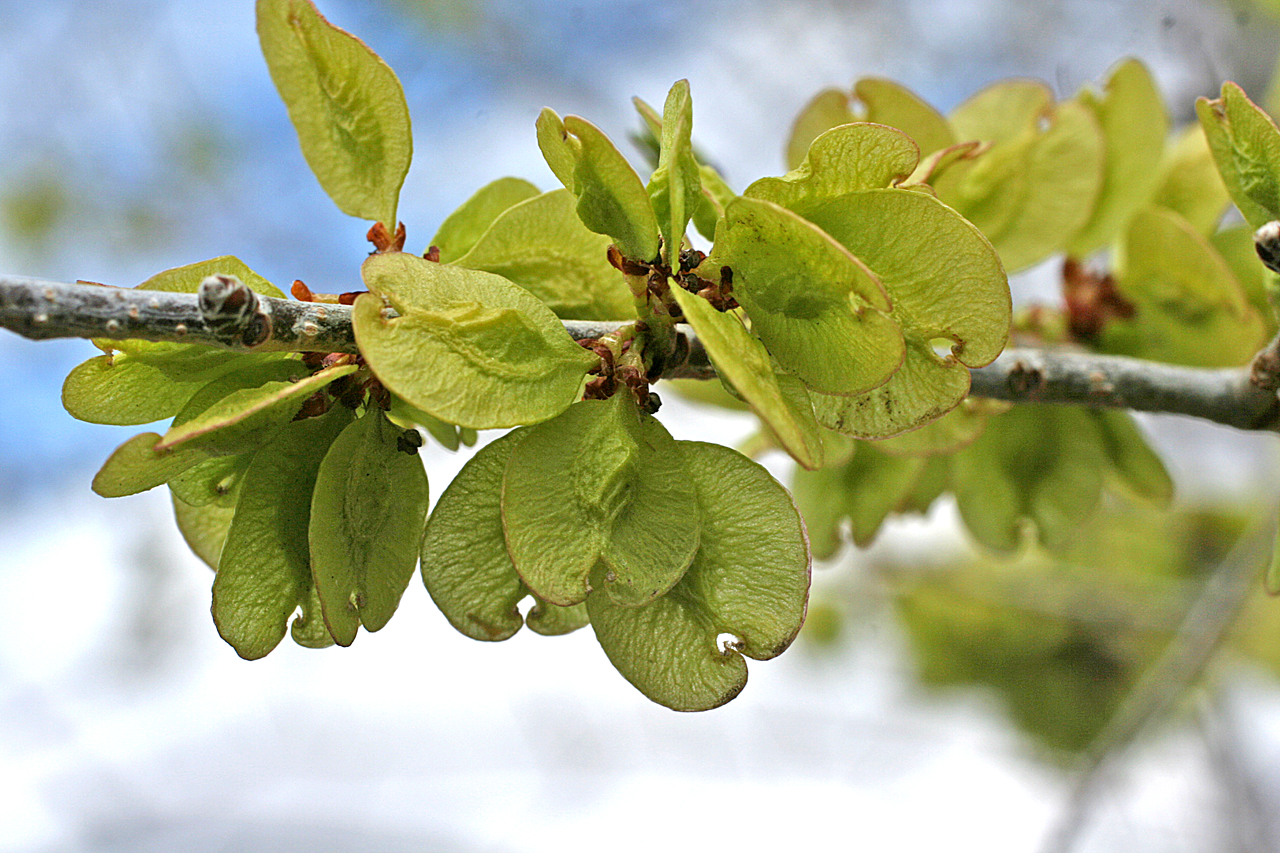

4,275,1280,429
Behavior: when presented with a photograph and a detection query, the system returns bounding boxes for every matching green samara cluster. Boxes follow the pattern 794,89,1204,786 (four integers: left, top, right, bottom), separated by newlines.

771,62,1280,559
65,0,1177,711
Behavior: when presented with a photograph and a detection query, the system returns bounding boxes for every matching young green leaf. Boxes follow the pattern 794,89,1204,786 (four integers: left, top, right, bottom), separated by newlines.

256,0,412,226
1100,206,1266,367
502,394,700,607
852,78,955,157
872,398,1003,457
789,463,846,561
309,406,429,646
935,83,1105,271
843,443,931,547
212,404,354,659
421,430,532,641
168,453,252,508
429,176,540,262
785,89,855,172
1152,125,1232,237
92,432,210,498
452,189,635,320
692,164,735,242
748,168,1007,436
1212,224,1275,325
65,257,288,425
646,80,701,266
745,124,1008,366
1197,81,1280,229
156,362,357,453
525,600,589,636
588,441,809,711
172,491,238,571
752,122,920,207
1090,409,1174,506
126,255,288,299
536,108,662,262
63,354,222,426
703,196,903,396
807,339,976,439
952,406,1107,552
421,429,588,641
356,252,599,429
1068,59,1170,257
669,285,825,469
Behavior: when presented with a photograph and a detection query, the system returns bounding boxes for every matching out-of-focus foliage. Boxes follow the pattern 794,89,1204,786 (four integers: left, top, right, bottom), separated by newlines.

841,503,1269,756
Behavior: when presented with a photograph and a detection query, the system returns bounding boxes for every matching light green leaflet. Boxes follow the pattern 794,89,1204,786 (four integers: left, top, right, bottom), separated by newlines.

356,252,598,429
212,404,354,659
92,432,210,498
753,122,920,207
704,196,903,396
309,407,429,646
934,80,1105,272
692,164,736,242
63,356,220,426
1101,207,1266,367
172,491,239,571
537,108,660,263
873,398,1003,457
792,440,929,556
669,285,824,469
852,78,955,158
452,189,635,320
1154,126,1232,237
257,0,412,226
1197,82,1280,229
786,89,854,172
647,80,700,266
784,79,953,173
1090,410,1173,507
421,429,587,642
156,362,357,453
952,406,1108,552
124,255,287,299
502,394,700,607
588,441,809,711
633,92,734,244
168,454,252,507
747,158,1007,436
429,177,540,262
63,256,286,425
1068,59,1170,258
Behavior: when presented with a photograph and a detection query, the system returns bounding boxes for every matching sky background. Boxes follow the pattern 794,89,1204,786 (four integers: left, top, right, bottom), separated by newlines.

5,0,1280,850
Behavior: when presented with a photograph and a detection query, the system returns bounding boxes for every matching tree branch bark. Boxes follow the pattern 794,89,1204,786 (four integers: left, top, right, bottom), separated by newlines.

3,275,1278,431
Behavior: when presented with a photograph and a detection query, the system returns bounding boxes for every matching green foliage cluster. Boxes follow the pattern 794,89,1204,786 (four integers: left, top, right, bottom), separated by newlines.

777,63,1280,559
885,502,1270,755
48,0,1280,711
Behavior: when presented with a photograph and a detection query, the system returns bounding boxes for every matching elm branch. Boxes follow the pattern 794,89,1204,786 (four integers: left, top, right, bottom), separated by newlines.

3,275,1278,431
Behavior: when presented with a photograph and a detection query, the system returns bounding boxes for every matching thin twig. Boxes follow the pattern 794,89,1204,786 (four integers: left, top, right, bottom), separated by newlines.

3,275,1280,428
1037,517,1273,853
